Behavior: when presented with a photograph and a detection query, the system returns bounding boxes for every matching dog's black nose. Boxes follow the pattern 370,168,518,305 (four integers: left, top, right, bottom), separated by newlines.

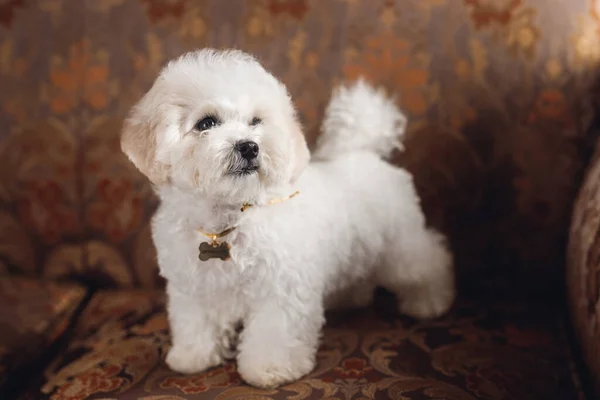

235,140,259,160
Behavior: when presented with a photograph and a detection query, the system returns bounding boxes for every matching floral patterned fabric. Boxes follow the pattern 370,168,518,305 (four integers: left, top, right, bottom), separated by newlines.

31,290,582,400
0,0,598,294
0,277,87,394
568,141,600,398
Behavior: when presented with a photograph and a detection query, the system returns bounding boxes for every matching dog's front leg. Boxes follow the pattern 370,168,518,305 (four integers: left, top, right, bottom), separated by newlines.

165,283,224,374
236,296,324,388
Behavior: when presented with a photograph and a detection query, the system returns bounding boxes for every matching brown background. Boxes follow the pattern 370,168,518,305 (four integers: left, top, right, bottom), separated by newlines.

0,0,599,296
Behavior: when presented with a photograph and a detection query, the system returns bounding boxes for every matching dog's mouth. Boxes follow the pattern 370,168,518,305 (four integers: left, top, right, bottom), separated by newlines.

231,165,259,176
227,152,260,177
228,161,259,176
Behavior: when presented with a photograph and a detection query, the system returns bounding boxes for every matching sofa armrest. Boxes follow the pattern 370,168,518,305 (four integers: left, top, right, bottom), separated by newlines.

0,277,87,397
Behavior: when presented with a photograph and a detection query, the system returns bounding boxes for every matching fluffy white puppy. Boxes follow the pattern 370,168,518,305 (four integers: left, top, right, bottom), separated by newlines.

121,49,455,388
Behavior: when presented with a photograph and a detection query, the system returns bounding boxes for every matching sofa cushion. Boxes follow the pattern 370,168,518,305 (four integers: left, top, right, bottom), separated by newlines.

33,289,582,400
568,142,600,397
0,277,87,393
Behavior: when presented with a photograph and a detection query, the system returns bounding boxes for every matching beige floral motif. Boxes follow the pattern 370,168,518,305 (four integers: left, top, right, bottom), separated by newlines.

0,120,78,245
74,291,163,337
333,357,373,379
214,386,280,398
464,0,522,28
379,378,475,400
177,4,207,41
82,115,157,287
592,0,600,32
268,0,308,20
44,338,162,397
44,41,83,114
468,38,489,82
0,38,39,126
131,33,165,75
18,180,79,243
0,278,85,336
544,59,563,80
85,240,134,287
343,32,433,115
310,330,360,377
131,313,168,335
43,244,86,281
528,88,570,123
246,1,276,38
42,40,116,114
379,1,398,30
84,49,115,111
49,364,124,400
141,0,186,24
288,29,307,69
281,379,339,399
86,177,143,242
415,0,446,14
84,116,154,244
464,0,540,58
160,364,240,394
504,7,539,58
572,12,600,66
0,39,15,75
245,0,308,39
38,0,68,20
136,1,206,42
359,331,415,377
44,241,135,290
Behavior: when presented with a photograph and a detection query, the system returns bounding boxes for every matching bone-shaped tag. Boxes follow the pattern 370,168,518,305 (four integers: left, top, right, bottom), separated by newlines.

199,241,231,261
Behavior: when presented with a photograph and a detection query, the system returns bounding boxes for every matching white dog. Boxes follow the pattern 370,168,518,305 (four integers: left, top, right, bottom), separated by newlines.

121,49,455,388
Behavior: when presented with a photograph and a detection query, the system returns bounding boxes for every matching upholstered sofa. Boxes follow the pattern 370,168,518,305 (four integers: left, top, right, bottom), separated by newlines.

1,1,599,399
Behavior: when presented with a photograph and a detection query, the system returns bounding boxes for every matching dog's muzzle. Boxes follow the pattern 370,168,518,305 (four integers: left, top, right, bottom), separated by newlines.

229,140,260,176
235,140,259,160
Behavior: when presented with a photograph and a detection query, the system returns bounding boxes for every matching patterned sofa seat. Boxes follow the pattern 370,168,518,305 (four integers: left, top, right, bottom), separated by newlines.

19,290,581,400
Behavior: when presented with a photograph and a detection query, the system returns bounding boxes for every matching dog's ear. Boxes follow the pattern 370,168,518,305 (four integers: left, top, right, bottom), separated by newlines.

121,104,171,186
290,118,310,182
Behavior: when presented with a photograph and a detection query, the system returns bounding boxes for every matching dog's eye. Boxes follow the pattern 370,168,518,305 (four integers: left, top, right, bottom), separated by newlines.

250,117,262,126
196,116,218,132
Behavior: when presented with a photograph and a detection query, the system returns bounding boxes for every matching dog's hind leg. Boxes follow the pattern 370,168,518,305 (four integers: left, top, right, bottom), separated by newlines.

377,228,455,320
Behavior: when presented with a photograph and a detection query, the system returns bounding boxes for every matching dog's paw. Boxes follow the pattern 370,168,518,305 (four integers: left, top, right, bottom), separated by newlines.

237,351,315,388
237,360,314,388
399,286,454,320
165,344,223,374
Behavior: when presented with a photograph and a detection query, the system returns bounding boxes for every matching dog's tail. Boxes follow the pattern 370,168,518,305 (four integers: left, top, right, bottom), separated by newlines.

313,79,407,161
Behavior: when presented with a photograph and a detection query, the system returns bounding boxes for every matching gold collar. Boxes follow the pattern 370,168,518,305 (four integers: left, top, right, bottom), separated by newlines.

196,191,299,261
240,190,299,212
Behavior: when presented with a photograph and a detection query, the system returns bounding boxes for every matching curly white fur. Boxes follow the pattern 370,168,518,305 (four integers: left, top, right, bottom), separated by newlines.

121,49,455,388
315,79,407,160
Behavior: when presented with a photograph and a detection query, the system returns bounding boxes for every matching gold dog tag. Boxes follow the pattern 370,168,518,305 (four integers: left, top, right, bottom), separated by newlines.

199,241,231,261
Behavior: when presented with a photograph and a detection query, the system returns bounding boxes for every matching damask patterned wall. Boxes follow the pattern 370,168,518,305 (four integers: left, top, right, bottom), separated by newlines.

0,0,598,294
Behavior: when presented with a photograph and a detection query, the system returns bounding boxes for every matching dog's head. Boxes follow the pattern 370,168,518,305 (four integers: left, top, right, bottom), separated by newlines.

121,49,309,203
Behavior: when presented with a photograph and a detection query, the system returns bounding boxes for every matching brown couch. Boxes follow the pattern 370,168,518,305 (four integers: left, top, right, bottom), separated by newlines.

0,1,599,399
